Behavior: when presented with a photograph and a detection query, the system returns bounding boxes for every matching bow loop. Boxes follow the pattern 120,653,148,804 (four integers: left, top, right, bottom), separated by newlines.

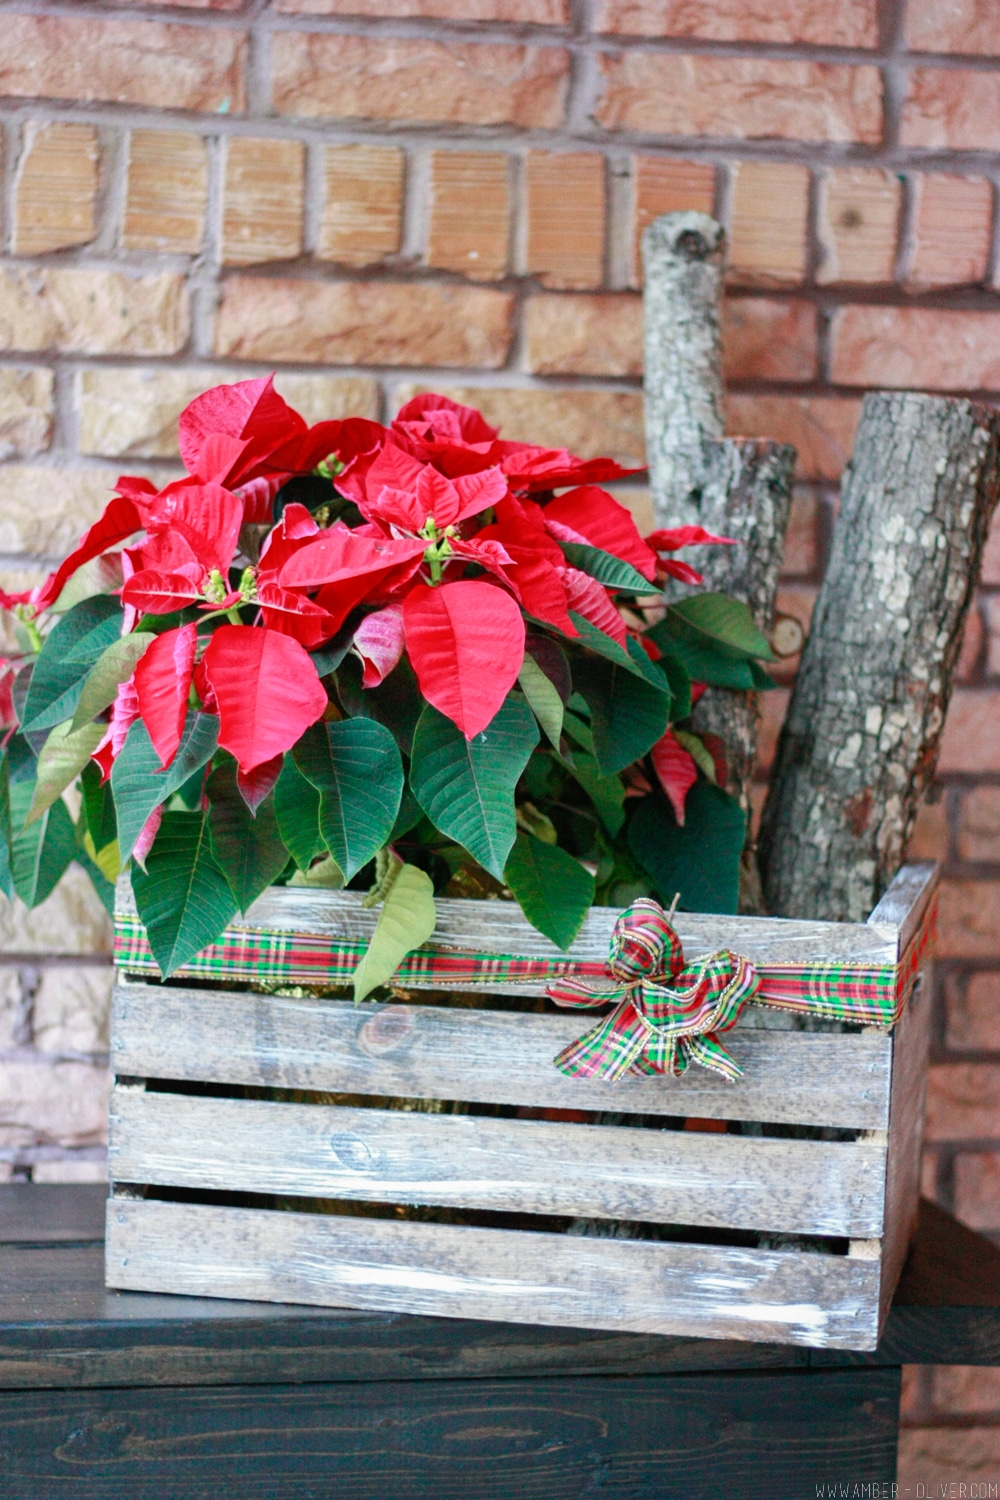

547,899,759,1083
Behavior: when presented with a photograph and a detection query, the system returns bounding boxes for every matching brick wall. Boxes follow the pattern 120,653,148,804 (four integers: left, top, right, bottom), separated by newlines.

1,0,1000,1470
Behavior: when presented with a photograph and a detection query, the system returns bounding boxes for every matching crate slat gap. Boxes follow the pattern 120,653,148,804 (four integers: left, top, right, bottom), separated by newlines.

106,862,937,1352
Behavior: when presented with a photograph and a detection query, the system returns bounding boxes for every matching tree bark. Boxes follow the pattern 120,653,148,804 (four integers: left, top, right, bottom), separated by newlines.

642,212,726,530
759,391,1000,923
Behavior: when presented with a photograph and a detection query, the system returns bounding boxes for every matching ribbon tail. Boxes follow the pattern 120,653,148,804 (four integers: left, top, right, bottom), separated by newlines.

682,1032,744,1081
554,1000,651,1082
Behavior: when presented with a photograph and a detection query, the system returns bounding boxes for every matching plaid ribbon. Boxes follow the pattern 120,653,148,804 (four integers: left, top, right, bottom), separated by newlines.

546,898,761,1082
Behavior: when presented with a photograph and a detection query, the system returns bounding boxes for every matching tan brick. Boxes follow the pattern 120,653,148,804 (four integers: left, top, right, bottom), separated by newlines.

935,877,1000,959
724,394,862,481
831,306,1000,391
524,294,640,376
0,465,137,559
926,1061,1000,1139
595,0,876,45
13,123,98,255
215,278,514,368
940,691,1000,774
122,130,208,255
932,1364,1000,1415
525,152,605,290
816,168,900,285
956,1155,1000,1233
33,966,112,1055
222,136,305,267
276,0,566,15
728,162,810,286
909,174,992,289
947,971,1000,1052
272,34,568,128
428,152,510,282
78,367,378,459
596,54,882,144
0,970,24,1050
957,786,1000,862
0,866,111,956
0,15,245,111
0,268,189,357
116,0,244,7
902,68,1000,151
899,1428,1000,1492
401,385,646,466
0,1058,108,1149
781,487,819,576
722,298,817,382
0,369,53,460
32,1158,107,1183
906,795,948,862
631,156,715,285
907,0,1000,55
319,146,404,267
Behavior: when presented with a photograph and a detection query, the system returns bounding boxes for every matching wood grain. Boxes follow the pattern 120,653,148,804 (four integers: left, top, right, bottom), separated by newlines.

108,1089,887,1237
878,970,932,1329
105,1198,883,1349
111,982,893,1129
867,861,938,955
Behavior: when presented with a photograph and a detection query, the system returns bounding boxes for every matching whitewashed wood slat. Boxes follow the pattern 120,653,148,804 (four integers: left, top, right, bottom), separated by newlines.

104,1197,883,1350
878,970,932,1326
111,983,893,1129
867,862,939,955
108,1089,887,1237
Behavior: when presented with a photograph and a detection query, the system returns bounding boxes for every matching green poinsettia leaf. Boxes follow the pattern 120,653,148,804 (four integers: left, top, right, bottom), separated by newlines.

565,749,626,835
664,593,775,661
71,633,156,732
20,595,124,733
81,760,117,854
206,759,290,913
131,809,238,978
293,718,403,881
569,613,672,693
352,861,436,1003
559,542,653,595
0,754,14,901
273,755,326,870
27,720,107,826
338,654,423,757
647,629,759,690
9,778,76,909
504,831,595,951
410,698,539,881
112,713,219,865
654,651,693,721
517,654,564,749
573,655,671,776
628,781,746,915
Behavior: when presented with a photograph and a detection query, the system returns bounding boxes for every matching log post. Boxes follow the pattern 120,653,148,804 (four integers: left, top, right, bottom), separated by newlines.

642,213,796,910
759,392,1000,922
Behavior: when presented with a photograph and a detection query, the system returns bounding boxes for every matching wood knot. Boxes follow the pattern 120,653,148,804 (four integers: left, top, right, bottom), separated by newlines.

359,1004,414,1055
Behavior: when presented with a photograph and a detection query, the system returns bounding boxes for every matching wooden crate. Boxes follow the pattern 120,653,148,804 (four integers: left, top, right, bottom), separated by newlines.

105,862,937,1352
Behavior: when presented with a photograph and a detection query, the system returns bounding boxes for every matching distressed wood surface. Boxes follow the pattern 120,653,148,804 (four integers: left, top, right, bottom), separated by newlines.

0,1367,900,1500
760,393,1000,922
878,971,932,1328
867,860,938,954
112,982,892,1129
109,1089,887,1238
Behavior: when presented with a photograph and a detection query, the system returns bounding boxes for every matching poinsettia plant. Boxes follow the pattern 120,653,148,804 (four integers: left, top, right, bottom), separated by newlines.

0,379,775,996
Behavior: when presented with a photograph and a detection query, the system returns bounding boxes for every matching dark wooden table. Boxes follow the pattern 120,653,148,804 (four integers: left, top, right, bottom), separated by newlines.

3,1187,999,1498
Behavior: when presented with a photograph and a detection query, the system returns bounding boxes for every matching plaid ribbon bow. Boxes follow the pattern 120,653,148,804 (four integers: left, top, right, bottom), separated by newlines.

546,897,761,1083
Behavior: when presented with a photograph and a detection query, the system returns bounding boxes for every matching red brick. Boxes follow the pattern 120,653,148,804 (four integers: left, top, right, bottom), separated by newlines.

907,0,1000,55
594,0,876,46
939,690,1000,774
524,294,640,376
906,796,948,862
909,174,992,289
272,34,568,128
428,152,510,282
631,157,715,285
755,686,790,775
816,168,900,285
723,298,817,382
596,54,882,145
525,152,606,290
781,487,820,576
946,971,1000,1051
222,137,305,266
982,510,1000,585
987,594,1000,675
931,1364,1000,1415
899,1365,927,1421
935,877,1000,959
0,15,245,111
902,68,1000,151
319,146,404,267
957,786,1000,862
925,1061,1000,1139
899,1428,1000,1492
955,1154,1000,1231
116,0,244,7
214,278,514,368
830,306,1000,391
724,394,862,481
276,0,567,15
958,599,984,682
771,584,816,679
728,163,810,286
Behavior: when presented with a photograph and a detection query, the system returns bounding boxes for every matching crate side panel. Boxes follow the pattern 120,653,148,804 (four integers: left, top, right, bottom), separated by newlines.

105,1198,882,1350
111,983,893,1129
878,968,932,1329
108,1089,888,1237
